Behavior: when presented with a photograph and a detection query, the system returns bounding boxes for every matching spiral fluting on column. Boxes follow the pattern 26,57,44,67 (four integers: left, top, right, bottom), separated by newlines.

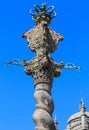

33,83,56,130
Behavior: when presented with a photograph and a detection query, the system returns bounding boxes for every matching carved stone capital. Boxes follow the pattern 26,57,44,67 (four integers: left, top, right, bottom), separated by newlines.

24,55,64,85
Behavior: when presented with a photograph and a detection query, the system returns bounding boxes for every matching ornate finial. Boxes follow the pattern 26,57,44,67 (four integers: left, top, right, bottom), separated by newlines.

54,114,59,130
30,3,56,24
80,99,86,112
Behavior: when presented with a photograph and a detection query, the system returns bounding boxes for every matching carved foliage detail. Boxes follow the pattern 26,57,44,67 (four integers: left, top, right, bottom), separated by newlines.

24,55,64,85
22,22,63,53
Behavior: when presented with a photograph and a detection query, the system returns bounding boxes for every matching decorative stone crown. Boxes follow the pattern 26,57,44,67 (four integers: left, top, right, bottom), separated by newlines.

30,3,56,24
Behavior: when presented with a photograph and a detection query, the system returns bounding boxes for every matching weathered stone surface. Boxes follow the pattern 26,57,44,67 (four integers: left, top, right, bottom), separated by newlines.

33,109,56,130
24,55,63,85
33,82,56,130
22,21,63,53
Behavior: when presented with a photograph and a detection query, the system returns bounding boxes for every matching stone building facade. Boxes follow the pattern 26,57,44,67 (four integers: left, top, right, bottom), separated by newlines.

66,101,89,130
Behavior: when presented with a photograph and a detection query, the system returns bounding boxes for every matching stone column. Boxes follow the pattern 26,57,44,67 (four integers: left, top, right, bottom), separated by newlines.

33,83,55,130
22,3,64,130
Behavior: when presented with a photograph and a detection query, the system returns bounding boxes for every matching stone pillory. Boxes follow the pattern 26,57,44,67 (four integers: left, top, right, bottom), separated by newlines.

22,3,64,130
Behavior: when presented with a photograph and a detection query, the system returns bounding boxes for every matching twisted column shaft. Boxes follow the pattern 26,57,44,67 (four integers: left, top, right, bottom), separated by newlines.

33,83,55,130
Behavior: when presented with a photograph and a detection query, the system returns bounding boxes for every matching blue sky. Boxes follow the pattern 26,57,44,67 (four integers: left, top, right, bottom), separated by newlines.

0,0,89,130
